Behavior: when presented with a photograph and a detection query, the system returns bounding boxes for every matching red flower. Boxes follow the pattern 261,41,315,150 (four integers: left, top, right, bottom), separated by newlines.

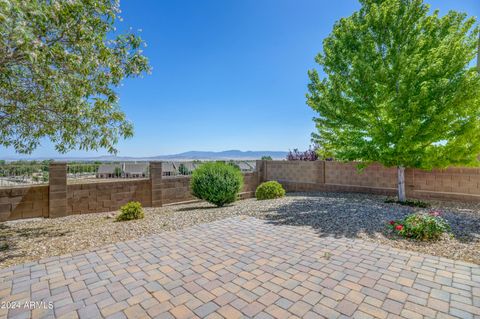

389,220,395,225
395,225,404,231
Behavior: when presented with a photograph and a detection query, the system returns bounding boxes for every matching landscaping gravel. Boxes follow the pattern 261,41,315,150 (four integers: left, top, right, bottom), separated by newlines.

0,192,479,268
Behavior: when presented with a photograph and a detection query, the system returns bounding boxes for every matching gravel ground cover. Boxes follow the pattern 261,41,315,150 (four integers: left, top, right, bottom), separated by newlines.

0,192,479,268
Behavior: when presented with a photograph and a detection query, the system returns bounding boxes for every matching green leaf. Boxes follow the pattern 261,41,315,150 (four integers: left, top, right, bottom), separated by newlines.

0,0,151,154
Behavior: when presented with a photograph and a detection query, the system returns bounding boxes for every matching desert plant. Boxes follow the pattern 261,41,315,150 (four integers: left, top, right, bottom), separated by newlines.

388,211,451,241
256,181,286,200
190,162,243,207
116,201,144,221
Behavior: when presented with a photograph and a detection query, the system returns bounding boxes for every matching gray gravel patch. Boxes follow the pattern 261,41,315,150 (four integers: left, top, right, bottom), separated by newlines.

0,192,478,268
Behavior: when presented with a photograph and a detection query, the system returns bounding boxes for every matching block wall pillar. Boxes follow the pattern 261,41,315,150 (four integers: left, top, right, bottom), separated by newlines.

49,162,67,218
150,162,163,207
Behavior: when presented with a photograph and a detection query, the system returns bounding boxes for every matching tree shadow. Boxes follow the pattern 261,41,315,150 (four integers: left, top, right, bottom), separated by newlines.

441,210,480,243
263,193,480,243
174,205,221,212
0,224,70,239
0,223,72,264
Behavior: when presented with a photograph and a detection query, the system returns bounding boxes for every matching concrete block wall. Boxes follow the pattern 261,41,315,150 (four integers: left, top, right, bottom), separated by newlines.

324,162,397,189
264,160,324,184
49,162,67,218
66,165,257,213
242,172,259,193
0,186,48,221
4,160,480,221
264,160,480,201
161,172,259,205
264,160,399,194
0,162,260,221
162,176,195,205
67,180,151,215
408,168,480,201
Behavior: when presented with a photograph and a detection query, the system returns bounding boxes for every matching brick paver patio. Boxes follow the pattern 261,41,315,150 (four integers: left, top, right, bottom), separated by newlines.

0,217,479,319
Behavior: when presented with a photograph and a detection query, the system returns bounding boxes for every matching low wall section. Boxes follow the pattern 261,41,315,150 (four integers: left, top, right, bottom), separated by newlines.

262,160,480,201
3,160,480,221
0,186,49,221
162,172,258,205
0,163,259,221
67,180,151,215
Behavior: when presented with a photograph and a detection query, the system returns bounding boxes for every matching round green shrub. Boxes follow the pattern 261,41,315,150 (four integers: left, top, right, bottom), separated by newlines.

116,201,144,221
190,162,244,207
256,181,286,200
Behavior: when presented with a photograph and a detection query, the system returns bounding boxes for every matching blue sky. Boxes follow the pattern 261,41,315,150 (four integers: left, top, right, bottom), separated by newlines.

1,0,479,158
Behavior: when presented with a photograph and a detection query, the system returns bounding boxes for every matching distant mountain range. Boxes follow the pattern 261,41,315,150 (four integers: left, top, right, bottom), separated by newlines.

3,150,288,161
154,150,287,160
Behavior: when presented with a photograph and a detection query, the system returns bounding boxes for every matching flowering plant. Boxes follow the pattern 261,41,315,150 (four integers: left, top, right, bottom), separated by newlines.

286,145,319,161
387,211,451,241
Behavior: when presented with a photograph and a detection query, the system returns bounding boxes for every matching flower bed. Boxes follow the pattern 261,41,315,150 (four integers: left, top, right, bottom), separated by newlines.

388,211,451,241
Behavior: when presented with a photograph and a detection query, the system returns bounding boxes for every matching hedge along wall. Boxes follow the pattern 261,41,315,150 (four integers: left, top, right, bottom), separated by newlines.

260,160,480,201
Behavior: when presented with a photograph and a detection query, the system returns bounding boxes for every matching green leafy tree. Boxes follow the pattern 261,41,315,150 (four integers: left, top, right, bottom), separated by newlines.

261,156,272,161
0,0,150,154
178,163,190,175
114,167,122,177
307,0,480,201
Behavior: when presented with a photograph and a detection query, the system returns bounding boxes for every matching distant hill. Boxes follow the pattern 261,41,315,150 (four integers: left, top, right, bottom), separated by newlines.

151,150,287,160
2,150,288,161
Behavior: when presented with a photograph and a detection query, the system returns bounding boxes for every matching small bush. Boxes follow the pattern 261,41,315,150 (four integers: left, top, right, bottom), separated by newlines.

0,241,8,251
256,181,286,200
190,162,244,207
116,201,144,221
387,211,451,241
385,198,430,208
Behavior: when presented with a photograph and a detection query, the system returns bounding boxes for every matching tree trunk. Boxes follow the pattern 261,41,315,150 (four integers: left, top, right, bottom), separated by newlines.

397,166,406,202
